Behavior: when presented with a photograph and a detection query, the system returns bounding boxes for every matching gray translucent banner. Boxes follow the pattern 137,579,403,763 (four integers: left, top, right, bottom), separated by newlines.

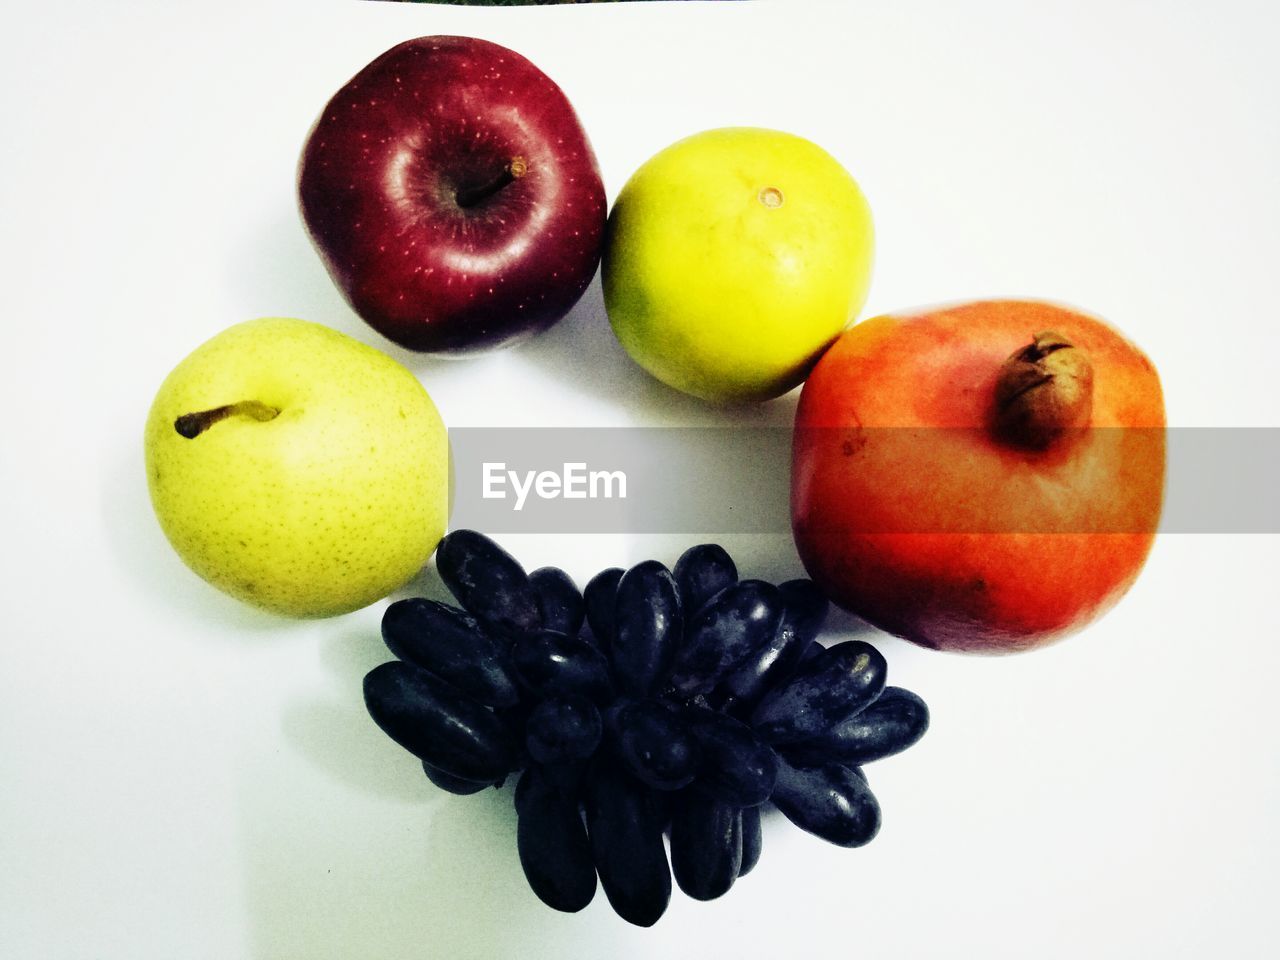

446,428,1280,534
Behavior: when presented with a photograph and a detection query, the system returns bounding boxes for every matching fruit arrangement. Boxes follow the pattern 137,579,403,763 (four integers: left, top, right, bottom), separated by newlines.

364,531,929,925
148,35,1165,644
141,31,1167,933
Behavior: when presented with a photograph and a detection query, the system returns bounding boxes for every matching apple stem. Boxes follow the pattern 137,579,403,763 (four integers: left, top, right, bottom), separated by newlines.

992,331,1094,450
455,156,528,209
174,400,280,439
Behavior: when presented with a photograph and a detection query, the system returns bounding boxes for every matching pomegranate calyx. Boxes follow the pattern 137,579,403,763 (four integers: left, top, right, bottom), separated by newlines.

993,330,1094,450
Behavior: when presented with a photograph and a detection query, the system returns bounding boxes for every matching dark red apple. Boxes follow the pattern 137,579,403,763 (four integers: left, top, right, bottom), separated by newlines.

298,36,607,354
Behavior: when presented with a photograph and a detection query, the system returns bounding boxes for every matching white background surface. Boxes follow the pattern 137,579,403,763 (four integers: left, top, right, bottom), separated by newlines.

2,0,1278,957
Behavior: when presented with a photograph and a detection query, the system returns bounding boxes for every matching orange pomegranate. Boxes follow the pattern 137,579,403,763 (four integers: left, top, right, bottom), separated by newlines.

791,300,1165,654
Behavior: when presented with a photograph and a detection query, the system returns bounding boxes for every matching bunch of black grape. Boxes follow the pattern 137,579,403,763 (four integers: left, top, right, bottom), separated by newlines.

363,530,929,926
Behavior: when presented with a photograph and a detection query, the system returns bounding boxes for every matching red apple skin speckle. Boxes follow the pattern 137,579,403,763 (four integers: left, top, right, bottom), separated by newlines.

299,36,607,354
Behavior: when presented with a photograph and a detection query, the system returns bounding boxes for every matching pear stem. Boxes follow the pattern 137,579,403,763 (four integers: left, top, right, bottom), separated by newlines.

455,156,528,208
175,401,279,439
993,331,1094,450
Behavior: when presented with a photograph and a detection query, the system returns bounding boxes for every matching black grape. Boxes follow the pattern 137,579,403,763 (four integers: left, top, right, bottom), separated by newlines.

363,661,515,783
510,630,613,705
515,767,598,913
529,566,585,637
751,640,887,744
435,529,541,637
583,567,624,651
673,543,738,616
781,687,930,766
771,756,881,848
381,598,519,708
670,790,742,901
365,532,935,924
667,580,783,697
716,579,828,716
612,560,682,698
525,695,603,765
583,756,672,927
422,761,492,796
612,699,699,791
539,760,589,804
684,708,778,808
738,805,762,877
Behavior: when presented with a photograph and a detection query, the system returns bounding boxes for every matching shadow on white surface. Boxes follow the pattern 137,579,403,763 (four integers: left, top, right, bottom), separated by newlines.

517,273,673,422
236,761,558,960
276,566,489,806
388,559,458,609
281,623,427,804
227,198,806,437
226,204,466,378
816,605,886,643
99,440,299,635
518,272,807,430
224,204,346,334
258,605,569,958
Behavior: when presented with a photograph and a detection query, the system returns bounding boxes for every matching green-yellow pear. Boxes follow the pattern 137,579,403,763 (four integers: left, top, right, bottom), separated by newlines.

144,318,448,618
603,127,875,404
